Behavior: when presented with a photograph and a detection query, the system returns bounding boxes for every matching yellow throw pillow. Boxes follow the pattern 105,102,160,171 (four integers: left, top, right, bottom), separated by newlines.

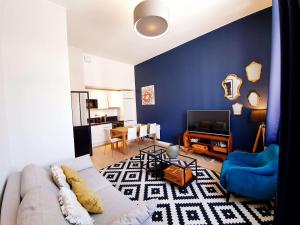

72,182,104,214
61,165,84,186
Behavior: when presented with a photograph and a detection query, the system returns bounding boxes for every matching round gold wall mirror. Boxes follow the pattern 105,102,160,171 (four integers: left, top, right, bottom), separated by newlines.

248,91,261,107
246,61,262,82
222,74,243,101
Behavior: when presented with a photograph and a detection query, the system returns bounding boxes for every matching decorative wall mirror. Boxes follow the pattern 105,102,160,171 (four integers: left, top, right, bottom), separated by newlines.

232,102,243,115
222,74,243,101
248,91,261,107
246,61,262,82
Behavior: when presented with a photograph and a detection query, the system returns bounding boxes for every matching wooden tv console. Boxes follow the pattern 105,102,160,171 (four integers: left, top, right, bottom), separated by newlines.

183,131,232,160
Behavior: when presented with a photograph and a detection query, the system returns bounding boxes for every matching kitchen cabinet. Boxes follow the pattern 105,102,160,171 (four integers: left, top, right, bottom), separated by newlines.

88,89,123,109
122,91,135,99
88,89,98,100
97,91,109,109
91,123,112,147
83,54,135,90
108,91,122,108
88,89,109,109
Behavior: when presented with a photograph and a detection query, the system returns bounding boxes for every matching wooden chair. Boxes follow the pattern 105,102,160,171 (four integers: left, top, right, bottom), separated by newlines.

104,128,122,156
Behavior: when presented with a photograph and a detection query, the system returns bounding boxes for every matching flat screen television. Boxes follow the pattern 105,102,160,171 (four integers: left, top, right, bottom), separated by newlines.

187,110,230,136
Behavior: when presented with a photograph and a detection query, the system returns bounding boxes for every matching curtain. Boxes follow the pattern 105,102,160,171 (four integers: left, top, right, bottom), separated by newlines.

275,0,300,224
266,0,281,145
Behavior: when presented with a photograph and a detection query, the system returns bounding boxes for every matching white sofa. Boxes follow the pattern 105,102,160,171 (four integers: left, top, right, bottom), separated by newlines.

0,155,152,225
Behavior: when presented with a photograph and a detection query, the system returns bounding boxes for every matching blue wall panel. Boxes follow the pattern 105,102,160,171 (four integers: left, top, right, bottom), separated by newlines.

135,8,272,151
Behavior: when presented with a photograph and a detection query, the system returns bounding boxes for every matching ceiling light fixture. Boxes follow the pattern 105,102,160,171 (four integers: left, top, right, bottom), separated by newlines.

134,0,169,39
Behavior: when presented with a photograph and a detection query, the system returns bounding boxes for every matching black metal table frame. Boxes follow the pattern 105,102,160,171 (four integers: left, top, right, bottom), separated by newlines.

140,145,167,177
139,145,198,188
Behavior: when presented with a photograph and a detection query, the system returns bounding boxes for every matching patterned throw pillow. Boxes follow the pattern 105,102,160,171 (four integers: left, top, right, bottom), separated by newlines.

72,182,104,214
50,165,70,189
58,187,94,225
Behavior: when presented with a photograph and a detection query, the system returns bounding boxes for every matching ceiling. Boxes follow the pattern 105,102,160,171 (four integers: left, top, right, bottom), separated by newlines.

50,0,272,65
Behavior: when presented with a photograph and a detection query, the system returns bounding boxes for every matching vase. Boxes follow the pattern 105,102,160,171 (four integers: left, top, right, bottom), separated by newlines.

166,144,180,158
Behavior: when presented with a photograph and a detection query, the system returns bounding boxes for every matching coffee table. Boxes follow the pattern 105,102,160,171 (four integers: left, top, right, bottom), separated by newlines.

162,154,198,188
139,145,168,177
139,145,198,188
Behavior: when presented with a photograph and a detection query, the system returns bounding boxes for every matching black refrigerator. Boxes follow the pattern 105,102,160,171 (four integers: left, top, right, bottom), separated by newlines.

71,91,92,157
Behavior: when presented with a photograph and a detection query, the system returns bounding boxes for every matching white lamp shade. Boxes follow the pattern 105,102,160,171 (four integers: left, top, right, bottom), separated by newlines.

134,0,169,39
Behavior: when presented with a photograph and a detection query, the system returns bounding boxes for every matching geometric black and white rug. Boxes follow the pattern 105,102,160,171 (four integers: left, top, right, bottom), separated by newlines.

99,152,274,225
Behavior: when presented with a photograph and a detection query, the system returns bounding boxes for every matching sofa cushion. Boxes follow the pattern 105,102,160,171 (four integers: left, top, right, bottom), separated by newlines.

20,164,58,198
61,165,84,186
79,168,112,192
72,182,104,214
110,199,157,225
58,187,94,225
92,186,138,225
17,187,69,225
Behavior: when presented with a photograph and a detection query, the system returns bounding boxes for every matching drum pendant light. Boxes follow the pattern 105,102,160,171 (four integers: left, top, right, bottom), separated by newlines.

134,0,169,39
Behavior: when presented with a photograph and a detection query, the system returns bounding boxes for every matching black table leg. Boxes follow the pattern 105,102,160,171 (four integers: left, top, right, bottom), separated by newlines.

154,155,158,177
140,151,142,171
195,160,198,182
183,167,186,188
146,154,150,170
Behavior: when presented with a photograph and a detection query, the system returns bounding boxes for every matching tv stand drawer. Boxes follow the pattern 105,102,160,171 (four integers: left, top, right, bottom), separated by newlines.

192,144,208,151
212,146,228,153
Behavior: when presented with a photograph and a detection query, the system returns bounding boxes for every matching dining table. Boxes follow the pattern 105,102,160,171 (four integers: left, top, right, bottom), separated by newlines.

111,124,157,154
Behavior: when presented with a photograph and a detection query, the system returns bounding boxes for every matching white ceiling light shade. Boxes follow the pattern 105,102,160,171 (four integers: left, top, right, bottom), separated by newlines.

134,0,169,39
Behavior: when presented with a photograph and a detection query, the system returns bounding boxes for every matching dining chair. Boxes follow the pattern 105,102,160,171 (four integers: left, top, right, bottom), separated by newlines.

104,128,122,156
127,127,140,150
148,123,156,142
139,125,148,141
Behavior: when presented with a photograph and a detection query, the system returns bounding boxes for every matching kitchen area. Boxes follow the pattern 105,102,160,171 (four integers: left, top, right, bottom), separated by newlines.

69,46,158,157
86,89,137,148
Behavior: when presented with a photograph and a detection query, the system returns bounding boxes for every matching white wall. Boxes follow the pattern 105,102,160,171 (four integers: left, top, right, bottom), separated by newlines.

69,46,85,91
0,62,12,203
83,54,135,90
0,0,12,200
0,0,75,180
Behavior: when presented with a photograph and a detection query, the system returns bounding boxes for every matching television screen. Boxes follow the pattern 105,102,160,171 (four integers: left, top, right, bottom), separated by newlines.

187,110,230,136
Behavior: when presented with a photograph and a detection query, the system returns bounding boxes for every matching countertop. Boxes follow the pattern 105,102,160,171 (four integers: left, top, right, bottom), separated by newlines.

89,120,124,126
90,122,112,126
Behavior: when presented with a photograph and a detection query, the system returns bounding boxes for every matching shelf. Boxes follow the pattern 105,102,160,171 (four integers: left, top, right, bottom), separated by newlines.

212,146,228,153
184,131,232,161
190,142,212,147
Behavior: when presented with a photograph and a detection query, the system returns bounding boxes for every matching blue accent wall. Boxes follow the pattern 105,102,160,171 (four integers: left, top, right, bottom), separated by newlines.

135,8,272,151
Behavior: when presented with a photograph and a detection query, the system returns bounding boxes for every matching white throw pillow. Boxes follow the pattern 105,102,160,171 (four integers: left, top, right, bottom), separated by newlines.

111,199,157,225
50,165,70,189
58,187,94,225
